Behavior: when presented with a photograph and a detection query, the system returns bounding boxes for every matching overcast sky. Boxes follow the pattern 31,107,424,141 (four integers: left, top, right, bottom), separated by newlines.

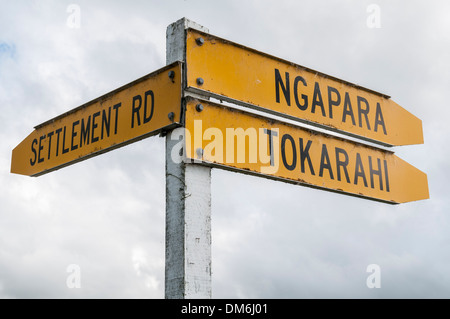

1,0,449,298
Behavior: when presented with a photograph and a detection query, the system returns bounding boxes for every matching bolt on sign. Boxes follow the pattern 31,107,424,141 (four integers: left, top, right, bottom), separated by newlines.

11,62,182,176
184,98,429,204
185,29,423,147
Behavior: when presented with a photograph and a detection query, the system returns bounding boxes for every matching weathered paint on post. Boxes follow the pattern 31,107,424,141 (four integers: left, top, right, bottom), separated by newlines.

165,18,212,299
184,98,429,204
185,29,424,147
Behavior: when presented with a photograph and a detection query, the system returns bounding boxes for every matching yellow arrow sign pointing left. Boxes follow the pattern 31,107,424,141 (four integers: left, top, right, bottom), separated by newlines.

11,62,182,177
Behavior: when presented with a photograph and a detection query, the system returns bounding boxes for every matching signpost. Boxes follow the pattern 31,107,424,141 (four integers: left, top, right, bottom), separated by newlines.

10,18,429,299
11,62,182,176
185,29,423,147
164,19,212,299
184,98,429,204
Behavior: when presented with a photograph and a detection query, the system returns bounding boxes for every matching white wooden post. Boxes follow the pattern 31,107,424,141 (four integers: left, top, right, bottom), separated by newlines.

165,18,212,299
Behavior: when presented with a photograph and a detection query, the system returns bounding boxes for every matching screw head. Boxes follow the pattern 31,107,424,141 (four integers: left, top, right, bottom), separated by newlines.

168,112,175,121
195,104,204,112
196,77,204,85
196,37,205,46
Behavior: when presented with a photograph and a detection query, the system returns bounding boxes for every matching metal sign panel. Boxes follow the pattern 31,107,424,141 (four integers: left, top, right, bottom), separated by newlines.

184,98,429,204
185,29,424,147
11,62,183,176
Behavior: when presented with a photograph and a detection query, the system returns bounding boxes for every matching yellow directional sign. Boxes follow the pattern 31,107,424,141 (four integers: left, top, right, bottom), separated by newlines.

184,98,429,204
185,29,423,147
11,62,182,176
